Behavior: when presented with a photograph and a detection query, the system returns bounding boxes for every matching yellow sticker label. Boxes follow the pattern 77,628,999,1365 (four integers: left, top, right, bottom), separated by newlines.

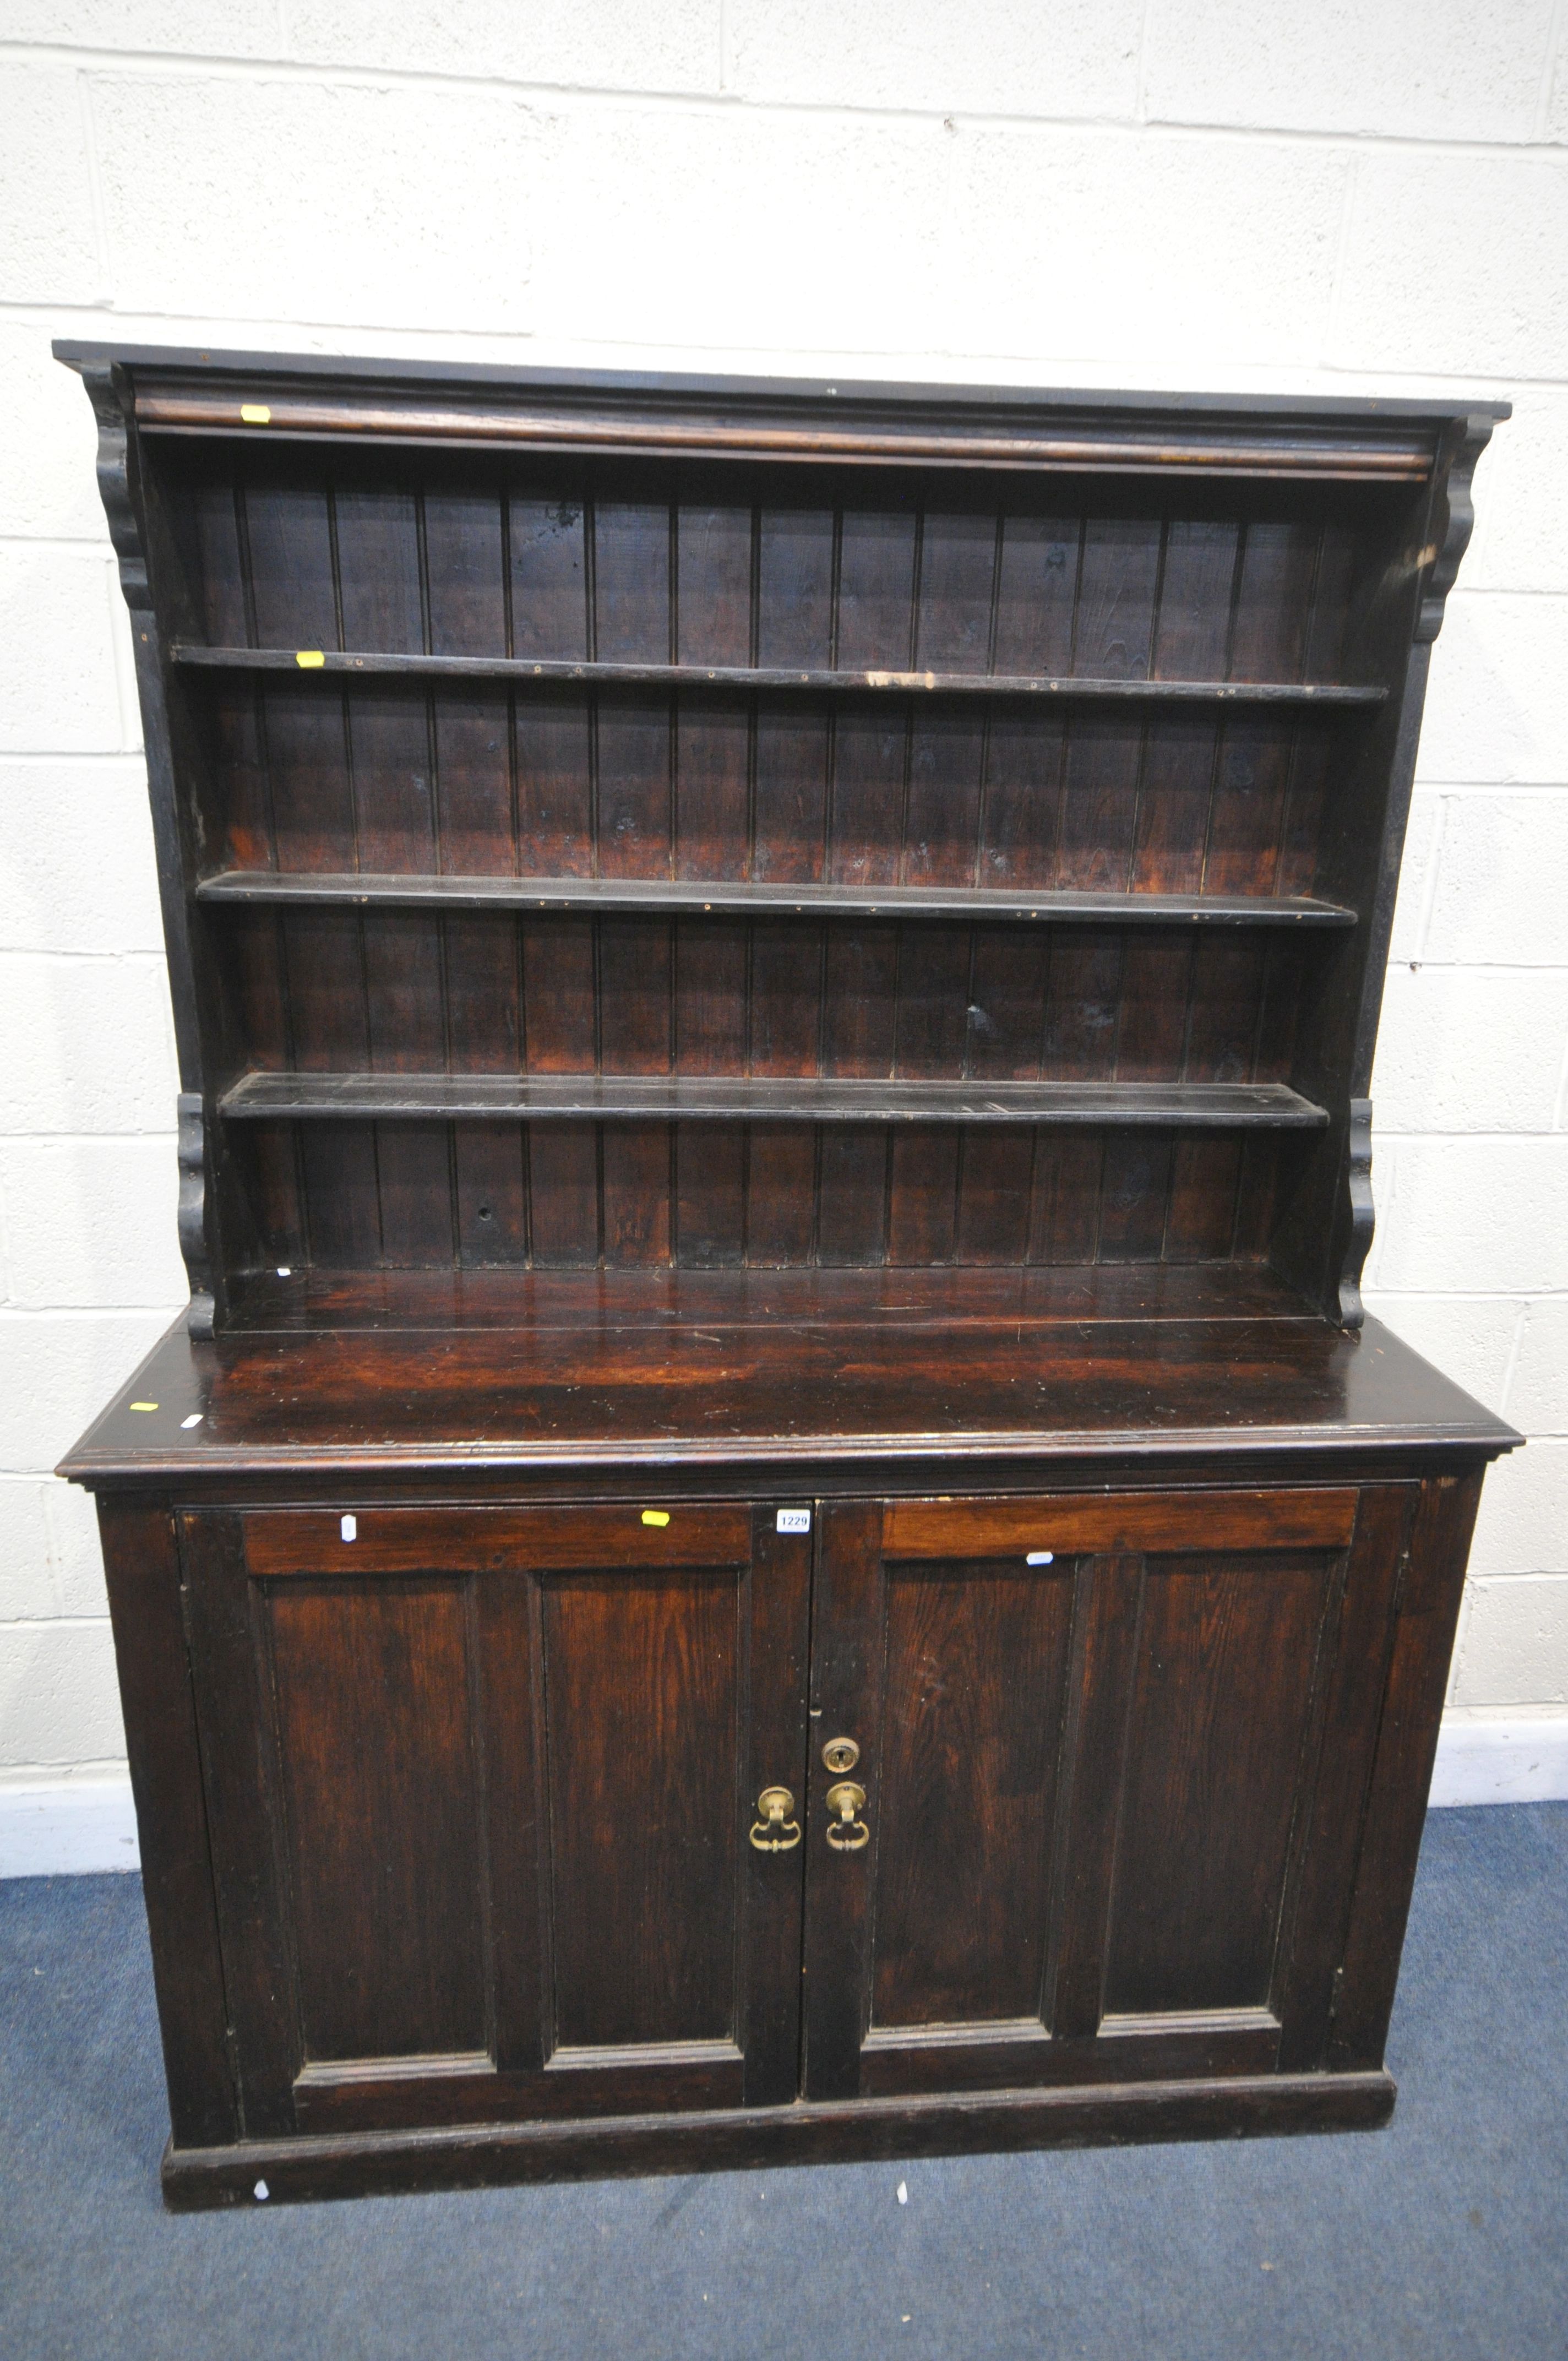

129,1401,159,1412
239,404,271,425
640,1510,671,1528
295,650,325,669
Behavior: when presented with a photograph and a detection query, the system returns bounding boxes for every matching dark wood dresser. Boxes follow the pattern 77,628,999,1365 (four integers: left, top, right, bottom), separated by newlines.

54,346,1520,2207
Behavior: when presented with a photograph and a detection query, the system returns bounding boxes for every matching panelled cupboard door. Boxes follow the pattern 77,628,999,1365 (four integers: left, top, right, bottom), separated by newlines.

177,1503,811,2136
803,1486,1417,2102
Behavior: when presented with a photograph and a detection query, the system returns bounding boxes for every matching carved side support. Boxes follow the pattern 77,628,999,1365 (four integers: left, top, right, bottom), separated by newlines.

1335,1100,1375,1330
79,363,214,1335
178,1094,215,1339
1416,414,1496,644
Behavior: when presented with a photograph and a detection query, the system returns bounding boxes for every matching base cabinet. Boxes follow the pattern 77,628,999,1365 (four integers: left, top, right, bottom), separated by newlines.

112,1470,1483,2202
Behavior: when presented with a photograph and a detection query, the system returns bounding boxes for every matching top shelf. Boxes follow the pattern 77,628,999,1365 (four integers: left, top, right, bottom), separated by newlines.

170,643,1389,708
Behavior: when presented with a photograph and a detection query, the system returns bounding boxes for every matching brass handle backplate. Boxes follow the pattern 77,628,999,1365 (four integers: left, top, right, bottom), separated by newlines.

825,1779,869,1852
749,1784,801,1852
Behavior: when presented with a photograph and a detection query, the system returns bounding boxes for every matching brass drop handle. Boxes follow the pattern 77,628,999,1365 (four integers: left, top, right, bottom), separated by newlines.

825,1779,870,1852
749,1785,801,1852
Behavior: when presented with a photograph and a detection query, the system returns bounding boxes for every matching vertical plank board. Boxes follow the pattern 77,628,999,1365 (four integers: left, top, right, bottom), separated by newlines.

527,1126,600,1265
677,505,753,665
372,1122,455,1266
510,497,587,660
435,693,514,875
364,912,445,1071
265,687,356,872
455,1122,529,1265
744,1128,816,1264
1164,1139,1244,1263
914,512,997,672
675,1125,745,1265
243,482,338,649
1152,519,1239,678
598,918,671,1074
754,704,829,883
748,921,821,1077
977,711,1067,889
1229,519,1319,682
1042,931,1122,1080
424,488,507,656
836,510,918,668
349,691,438,873
674,919,748,1073
516,695,593,877
1132,716,1219,894
445,915,520,1073
1057,713,1144,888
993,514,1080,674
1115,936,1194,1081
1303,521,1358,682
821,925,899,1077
282,908,367,1069
188,476,249,643
966,929,1050,1080
1203,717,1293,896
816,1129,888,1265
209,690,273,872
473,1565,548,2071
601,1125,671,1266
1185,936,1265,1083
741,1510,813,2107
676,694,750,879
955,1130,1035,1263
886,1130,959,1264
335,488,424,653
1028,1135,1104,1265
1097,1136,1174,1263
596,695,672,879
1072,519,1161,678
894,927,970,1079
595,502,671,663
756,509,834,666
828,707,906,886
904,710,987,886
299,1122,382,1266
521,917,596,1070
802,1502,884,2098
1276,720,1331,900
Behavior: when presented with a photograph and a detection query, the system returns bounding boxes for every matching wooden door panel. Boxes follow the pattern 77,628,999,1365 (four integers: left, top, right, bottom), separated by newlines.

807,1484,1414,2103
544,1569,739,2050
264,1576,487,2064
871,1560,1072,2028
181,1501,809,2134
1101,1549,1330,2019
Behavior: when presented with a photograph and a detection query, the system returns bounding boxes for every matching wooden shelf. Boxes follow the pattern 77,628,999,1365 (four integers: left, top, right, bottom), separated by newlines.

171,642,1387,708
195,870,1358,929
218,1071,1328,1129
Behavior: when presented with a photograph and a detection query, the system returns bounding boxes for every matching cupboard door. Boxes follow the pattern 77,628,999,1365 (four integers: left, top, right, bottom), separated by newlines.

179,1501,810,2134
803,1486,1414,2101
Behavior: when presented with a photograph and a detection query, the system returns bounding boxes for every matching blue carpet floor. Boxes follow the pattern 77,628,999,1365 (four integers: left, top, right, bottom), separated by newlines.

2,1802,1565,2360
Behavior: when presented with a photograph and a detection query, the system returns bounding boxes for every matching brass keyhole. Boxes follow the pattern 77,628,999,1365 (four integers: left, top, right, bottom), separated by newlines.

821,1737,860,1774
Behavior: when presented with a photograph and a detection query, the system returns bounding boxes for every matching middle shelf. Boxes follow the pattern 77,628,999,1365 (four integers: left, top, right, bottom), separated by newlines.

195,872,1357,927
217,1073,1329,1129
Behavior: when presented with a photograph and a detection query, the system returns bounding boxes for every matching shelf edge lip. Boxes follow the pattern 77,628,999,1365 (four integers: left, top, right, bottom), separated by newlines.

168,642,1388,705
56,1419,1525,1486
213,1073,1332,1130
193,871,1359,928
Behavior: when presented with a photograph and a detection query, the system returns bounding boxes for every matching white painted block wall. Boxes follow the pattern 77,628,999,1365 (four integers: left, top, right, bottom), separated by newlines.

2,1,1566,1864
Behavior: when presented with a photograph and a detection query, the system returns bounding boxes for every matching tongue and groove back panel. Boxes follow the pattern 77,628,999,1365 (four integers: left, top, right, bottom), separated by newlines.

140,420,1425,1303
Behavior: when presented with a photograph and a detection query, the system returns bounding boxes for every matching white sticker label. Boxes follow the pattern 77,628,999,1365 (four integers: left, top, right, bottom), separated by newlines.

340,1514,357,1542
1025,1551,1054,1565
181,1413,204,1429
776,1508,812,1534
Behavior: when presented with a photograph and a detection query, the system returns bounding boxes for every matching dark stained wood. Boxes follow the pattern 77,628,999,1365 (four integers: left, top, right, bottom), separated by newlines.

174,639,1389,704
56,349,1516,2206
218,1071,1328,1128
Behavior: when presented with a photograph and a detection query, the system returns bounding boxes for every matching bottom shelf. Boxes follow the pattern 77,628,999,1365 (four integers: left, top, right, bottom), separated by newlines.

221,1260,1321,1333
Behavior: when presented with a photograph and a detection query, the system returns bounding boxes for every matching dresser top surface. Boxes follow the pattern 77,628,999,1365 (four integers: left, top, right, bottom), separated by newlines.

60,1275,1518,1486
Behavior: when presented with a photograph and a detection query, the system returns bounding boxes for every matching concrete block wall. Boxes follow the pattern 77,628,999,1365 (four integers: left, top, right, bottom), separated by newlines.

1,2,1565,1848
